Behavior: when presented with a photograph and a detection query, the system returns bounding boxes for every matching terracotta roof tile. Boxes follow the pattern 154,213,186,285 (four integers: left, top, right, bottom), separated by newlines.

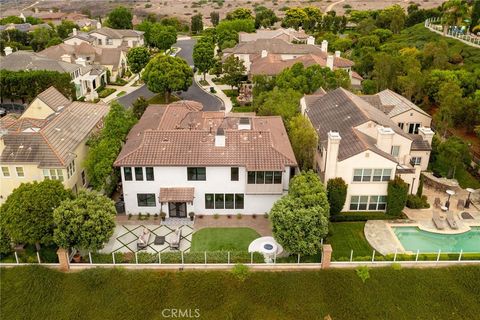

159,188,195,202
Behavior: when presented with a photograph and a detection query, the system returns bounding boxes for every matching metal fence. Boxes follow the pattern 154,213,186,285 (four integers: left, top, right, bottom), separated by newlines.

424,19,480,48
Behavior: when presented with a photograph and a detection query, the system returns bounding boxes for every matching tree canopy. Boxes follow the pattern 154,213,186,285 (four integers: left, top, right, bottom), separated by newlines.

288,115,318,170
221,55,246,90
106,6,133,29
127,47,151,74
191,14,203,34
193,40,215,80
53,190,116,251
56,20,79,39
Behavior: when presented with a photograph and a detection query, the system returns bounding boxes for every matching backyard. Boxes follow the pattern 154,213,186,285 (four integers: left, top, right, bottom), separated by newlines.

190,227,260,252
1,266,479,319
326,222,376,260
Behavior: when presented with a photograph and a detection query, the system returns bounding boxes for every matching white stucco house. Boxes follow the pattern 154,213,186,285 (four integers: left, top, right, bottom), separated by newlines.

302,87,434,212
114,101,297,217
65,26,144,49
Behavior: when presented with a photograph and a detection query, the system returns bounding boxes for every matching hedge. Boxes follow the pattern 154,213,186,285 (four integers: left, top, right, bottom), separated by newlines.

386,176,409,217
97,88,116,98
330,212,396,222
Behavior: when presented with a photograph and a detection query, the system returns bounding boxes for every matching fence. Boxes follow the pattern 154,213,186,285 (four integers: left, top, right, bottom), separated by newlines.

424,18,480,48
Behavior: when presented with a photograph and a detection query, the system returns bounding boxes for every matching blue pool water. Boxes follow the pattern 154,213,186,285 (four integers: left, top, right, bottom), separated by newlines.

393,227,480,253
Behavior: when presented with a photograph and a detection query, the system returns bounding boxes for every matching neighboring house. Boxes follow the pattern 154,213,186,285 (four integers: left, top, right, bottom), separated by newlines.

87,27,144,49
0,50,107,100
0,86,109,204
302,87,434,212
114,101,297,217
40,42,127,82
238,28,310,43
29,10,89,25
223,38,362,86
0,22,52,33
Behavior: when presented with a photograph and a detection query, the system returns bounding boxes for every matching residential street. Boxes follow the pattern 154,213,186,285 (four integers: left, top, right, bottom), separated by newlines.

117,38,223,110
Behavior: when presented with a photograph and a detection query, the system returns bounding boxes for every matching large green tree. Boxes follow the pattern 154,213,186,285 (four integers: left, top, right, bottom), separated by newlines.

270,171,330,256
254,6,278,28
56,20,79,39
256,88,301,123
142,55,193,102
221,55,246,90
0,180,73,250
132,96,149,119
30,27,60,51
288,115,318,170
193,41,215,80
191,14,203,34
226,8,254,20
126,47,151,75
386,176,409,217
149,24,177,50
210,11,220,27
53,190,116,251
106,6,133,29
326,178,348,215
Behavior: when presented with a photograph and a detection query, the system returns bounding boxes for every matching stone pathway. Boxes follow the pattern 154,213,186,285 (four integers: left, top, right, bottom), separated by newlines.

101,224,193,254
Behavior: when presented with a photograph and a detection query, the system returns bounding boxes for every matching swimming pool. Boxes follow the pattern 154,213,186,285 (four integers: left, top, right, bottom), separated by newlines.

393,227,480,253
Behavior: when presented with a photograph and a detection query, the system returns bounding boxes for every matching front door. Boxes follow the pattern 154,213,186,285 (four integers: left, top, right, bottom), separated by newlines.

168,202,187,218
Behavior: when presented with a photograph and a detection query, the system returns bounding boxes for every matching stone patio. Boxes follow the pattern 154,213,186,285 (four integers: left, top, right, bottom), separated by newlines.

101,224,194,254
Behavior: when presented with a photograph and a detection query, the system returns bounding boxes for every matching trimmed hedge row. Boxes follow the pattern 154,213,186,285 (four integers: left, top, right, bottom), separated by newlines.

330,212,396,222
89,251,264,264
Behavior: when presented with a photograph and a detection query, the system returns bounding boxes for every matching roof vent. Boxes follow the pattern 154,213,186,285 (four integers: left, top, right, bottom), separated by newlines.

215,128,225,147
238,117,251,130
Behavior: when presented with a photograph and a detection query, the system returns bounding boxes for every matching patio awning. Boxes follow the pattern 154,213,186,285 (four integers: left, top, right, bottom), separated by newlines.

159,187,195,203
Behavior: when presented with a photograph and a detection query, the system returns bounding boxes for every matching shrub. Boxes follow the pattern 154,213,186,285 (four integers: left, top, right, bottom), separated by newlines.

326,178,348,215
213,213,220,219
236,213,242,219
231,263,249,282
416,174,424,197
386,176,408,217
355,266,370,283
406,194,430,209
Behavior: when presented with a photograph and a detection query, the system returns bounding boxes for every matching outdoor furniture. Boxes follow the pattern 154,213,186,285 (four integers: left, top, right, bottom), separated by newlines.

154,236,165,245
432,211,446,230
137,228,151,250
456,199,465,210
169,228,182,250
434,197,441,208
446,211,459,230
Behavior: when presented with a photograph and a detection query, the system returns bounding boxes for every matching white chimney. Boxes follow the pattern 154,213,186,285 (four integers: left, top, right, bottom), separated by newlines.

307,36,315,45
326,55,334,70
61,54,71,63
72,28,77,36
418,127,434,145
4,46,13,56
96,21,102,29
75,57,86,67
261,49,268,58
321,40,328,52
34,8,39,13
325,131,341,182
335,51,341,58
238,117,251,130
214,128,225,147
376,126,395,154
49,9,53,13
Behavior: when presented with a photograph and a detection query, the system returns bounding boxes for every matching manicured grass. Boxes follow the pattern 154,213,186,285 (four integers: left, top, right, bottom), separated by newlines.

2,266,480,319
147,94,180,104
326,222,375,260
191,227,260,252
232,105,255,113
97,88,116,98
116,91,126,97
0,244,58,263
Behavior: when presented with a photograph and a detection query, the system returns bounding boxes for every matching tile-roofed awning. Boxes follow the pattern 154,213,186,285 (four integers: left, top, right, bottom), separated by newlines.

159,188,195,203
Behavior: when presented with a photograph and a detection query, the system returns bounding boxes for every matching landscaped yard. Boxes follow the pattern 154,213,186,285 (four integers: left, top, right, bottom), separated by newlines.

2,266,479,319
326,222,375,260
190,227,260,252
148,94,180,104
97,88,116,98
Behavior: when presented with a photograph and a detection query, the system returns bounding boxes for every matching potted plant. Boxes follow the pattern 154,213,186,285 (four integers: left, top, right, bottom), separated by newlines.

160,211,166,221
154,213,159,220
227,214,232,219
189,211,195,221
72,253,81,263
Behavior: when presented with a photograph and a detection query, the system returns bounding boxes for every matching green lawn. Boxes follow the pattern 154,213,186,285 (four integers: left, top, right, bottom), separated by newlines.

191,227,260,252
2,266,479,319
326,222,375,260
147,94,180,104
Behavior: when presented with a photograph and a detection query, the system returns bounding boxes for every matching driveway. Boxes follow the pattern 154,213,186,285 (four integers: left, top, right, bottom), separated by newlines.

117,39,223,111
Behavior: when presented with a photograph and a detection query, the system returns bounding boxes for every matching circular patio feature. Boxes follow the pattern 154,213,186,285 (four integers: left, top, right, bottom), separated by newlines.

248,236,283,259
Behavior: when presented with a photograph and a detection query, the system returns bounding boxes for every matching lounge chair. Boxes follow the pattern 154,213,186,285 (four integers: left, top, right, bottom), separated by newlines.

434,197,441,208
137,228,151,250
456,199,465,210
446,211,459,230
432,211,446,230
169,228,182,250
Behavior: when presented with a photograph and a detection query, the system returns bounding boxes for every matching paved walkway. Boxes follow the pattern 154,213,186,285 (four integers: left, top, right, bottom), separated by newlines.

194,215,273,236
102,74,140,104
195,73,232,112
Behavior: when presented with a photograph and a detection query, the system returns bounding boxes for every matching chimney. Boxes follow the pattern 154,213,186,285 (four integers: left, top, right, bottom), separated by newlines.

325,131,341,182
326,55,334,70
49,9,53,13
238,117,251,130
215,128,225,147
335,50,341,58
376,126,395,154
418,127,434,145
261,49,268,58
4,46,13,56
321,40,328,52
34,8,39,13
19,13,26,22
72,28,77,36
96,21,102,29
307,36,315,45
61,54,71,63
75,57,86,67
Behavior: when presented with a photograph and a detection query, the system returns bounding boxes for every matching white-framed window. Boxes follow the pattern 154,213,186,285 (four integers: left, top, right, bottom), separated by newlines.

106,38,113,45
391,146,400,157
15,167,24,177
43,169,64,182
2,166,10,177
354,168,392,182
67,160,76,179
350,195,387,211
398,122,404,130
411,157,422,166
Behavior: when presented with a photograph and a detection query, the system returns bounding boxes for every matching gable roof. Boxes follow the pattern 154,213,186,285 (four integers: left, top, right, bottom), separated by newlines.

224,38,325,55
114,102,297,170
0,51,80,73
239,28,309,42
305,88,411,162
89,27,143,39
361,89,430,118
35,86,71,112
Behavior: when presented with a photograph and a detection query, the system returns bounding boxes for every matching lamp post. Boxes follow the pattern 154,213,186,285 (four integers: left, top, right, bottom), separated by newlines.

445,189,455,209
465,188,475,209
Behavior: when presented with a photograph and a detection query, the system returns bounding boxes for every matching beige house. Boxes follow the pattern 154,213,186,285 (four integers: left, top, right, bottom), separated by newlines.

40,42,127,82
302,88,434,212
0,87,109,204
238,28,310,43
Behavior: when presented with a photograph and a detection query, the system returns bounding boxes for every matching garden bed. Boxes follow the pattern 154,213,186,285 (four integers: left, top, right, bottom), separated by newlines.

97,88,116,98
